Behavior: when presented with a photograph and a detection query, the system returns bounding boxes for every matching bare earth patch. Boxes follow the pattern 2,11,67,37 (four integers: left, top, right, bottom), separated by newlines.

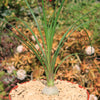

10,80,88,100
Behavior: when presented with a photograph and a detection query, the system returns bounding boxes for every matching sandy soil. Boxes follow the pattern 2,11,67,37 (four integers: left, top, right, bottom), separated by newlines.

10,80,88,100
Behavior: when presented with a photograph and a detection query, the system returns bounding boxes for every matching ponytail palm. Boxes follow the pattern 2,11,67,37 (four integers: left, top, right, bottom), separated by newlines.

0,0,98,95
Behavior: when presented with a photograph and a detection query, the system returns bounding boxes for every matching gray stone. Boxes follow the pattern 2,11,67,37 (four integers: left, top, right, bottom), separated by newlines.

42,86,59,95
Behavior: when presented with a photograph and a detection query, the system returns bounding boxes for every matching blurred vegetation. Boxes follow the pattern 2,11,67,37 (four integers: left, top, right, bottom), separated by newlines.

60,0,100,44
0,0,100,57
0,0,100,60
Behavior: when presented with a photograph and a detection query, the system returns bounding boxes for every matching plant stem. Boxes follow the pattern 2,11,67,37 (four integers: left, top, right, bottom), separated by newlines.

47,64,54,87
47,73,54,87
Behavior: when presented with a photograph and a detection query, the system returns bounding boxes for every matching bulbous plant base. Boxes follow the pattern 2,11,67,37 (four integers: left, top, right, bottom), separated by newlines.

9,80,89,100
42,86,59,95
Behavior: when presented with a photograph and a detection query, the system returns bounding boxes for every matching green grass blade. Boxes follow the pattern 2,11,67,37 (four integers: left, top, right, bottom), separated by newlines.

0,18,48,67
25,0,46,55
48,0,59,30
35,0,48,57
15,36,48,76
49,0,65,48
56,8,96,50
5,27,49,76
42,0,48,35
54,53,78,76
51,0,65,36
14,17,46,60
51,8,97,65
52,18,100,71
47,0,59,52
46,0,65,68
5,27,45,66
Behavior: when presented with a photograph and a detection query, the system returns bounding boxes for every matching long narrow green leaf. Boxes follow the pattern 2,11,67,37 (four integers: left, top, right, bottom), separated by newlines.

25,0,46,55
54,53,78,76
41,0,49,61
1,19,39,56
51,0,65,36
42,0,48,35
5,26,49,77
56,9,96,48
47,0,59,48
46,0,65,72
51,9,97,69
35,0,48,58
5,27,45,67
52,18,100,71
14,17,46,61
49,0,65,53
0,18,48,68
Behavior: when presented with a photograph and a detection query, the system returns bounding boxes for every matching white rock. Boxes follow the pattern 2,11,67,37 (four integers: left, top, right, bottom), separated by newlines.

35,43,42,50
85,46,95,55
35,44,39,50
17,69,26,80
7,65,15,74
42,86,59,95
89,94,98,100
16,45,23,53
31,35,38,42
73,64,81,73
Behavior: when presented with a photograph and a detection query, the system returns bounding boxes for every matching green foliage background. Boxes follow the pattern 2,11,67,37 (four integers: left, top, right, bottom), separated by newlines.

0,0,100,44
